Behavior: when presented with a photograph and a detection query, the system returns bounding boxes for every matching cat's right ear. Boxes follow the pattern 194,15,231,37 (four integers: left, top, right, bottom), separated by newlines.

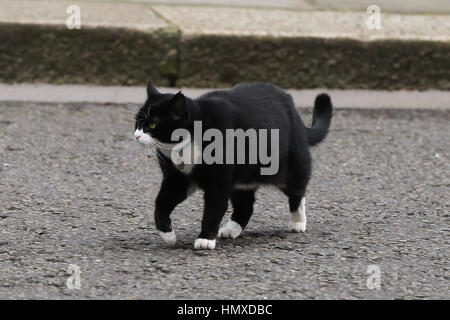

147,82,160,97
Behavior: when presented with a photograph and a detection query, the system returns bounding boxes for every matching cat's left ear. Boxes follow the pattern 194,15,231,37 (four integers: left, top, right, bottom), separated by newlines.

171,91,186,119
147,81,160,97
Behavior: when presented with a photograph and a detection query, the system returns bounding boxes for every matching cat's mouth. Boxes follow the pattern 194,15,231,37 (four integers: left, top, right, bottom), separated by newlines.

134,131,152,145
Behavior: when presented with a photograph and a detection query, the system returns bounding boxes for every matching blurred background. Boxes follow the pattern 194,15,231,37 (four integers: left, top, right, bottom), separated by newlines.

0,0,449,90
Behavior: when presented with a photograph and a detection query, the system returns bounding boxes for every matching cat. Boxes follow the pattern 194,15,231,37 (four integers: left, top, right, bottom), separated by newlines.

134,82,332,250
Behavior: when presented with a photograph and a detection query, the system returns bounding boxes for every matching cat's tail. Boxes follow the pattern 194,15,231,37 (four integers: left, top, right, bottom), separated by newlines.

306,93,333,146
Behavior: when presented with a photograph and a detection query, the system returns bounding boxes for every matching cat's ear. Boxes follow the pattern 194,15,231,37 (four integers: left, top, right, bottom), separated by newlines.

171,91,186,119
147,81,160,97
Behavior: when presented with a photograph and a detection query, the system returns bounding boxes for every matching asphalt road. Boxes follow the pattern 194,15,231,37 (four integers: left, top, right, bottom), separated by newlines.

0,102,448,299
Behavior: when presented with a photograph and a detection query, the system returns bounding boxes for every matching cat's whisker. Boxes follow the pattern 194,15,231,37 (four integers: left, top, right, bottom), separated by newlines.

152,143,174,151
156,151,168,163
149,138,178,150
153,149,165,163
150,141,170,153
148,142,169,163
125,109,139,118
149,143,159,155
126,103,139,113
146,144,159,159
125,107,136,114
149,142,159,155
144,144,152,157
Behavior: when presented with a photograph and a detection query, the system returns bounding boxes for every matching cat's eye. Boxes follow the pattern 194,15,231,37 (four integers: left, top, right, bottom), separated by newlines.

149,122,156,129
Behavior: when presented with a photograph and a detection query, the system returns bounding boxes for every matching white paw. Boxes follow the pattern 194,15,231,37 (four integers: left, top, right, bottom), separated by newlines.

218,220,243,239
288,221,306,233
194,238,216,250
289,197,306,233
159,230,177,246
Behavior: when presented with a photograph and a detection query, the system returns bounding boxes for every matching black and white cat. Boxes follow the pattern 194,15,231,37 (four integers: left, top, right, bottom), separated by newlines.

134,82,332,250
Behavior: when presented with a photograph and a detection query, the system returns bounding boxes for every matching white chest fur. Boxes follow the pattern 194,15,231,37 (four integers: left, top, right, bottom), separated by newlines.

155,138,201,175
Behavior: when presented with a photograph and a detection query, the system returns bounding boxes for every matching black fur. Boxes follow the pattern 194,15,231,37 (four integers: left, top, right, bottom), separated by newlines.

135,82,332,242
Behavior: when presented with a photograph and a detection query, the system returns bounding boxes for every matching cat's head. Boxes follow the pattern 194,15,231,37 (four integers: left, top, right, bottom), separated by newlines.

134,83,189,145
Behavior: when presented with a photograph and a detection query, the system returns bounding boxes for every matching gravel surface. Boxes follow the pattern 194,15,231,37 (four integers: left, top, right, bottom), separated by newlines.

0,102,448,299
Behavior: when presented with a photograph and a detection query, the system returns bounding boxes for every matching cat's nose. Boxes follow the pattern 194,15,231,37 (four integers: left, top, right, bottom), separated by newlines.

135,135,141,140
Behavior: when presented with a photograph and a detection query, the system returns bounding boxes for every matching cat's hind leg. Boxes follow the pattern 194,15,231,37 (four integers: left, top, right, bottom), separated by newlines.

282,173,308,233
219,189,256,239
283,147,310,233
288,194,307,233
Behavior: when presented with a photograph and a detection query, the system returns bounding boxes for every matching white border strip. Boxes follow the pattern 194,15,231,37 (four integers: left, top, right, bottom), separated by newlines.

0,83,448,110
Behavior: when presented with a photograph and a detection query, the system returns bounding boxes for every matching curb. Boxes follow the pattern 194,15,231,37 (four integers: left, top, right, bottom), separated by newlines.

1,83,449,110
1,1,449,90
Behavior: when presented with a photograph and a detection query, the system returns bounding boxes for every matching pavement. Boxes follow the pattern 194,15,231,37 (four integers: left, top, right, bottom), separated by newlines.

1,0,449,89
1,83,450,110
0,98,449,299
120,0,450,14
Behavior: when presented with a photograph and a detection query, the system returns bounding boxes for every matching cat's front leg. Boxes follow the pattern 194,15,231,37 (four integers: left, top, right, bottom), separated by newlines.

194,189,230,250
154,174,188,246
